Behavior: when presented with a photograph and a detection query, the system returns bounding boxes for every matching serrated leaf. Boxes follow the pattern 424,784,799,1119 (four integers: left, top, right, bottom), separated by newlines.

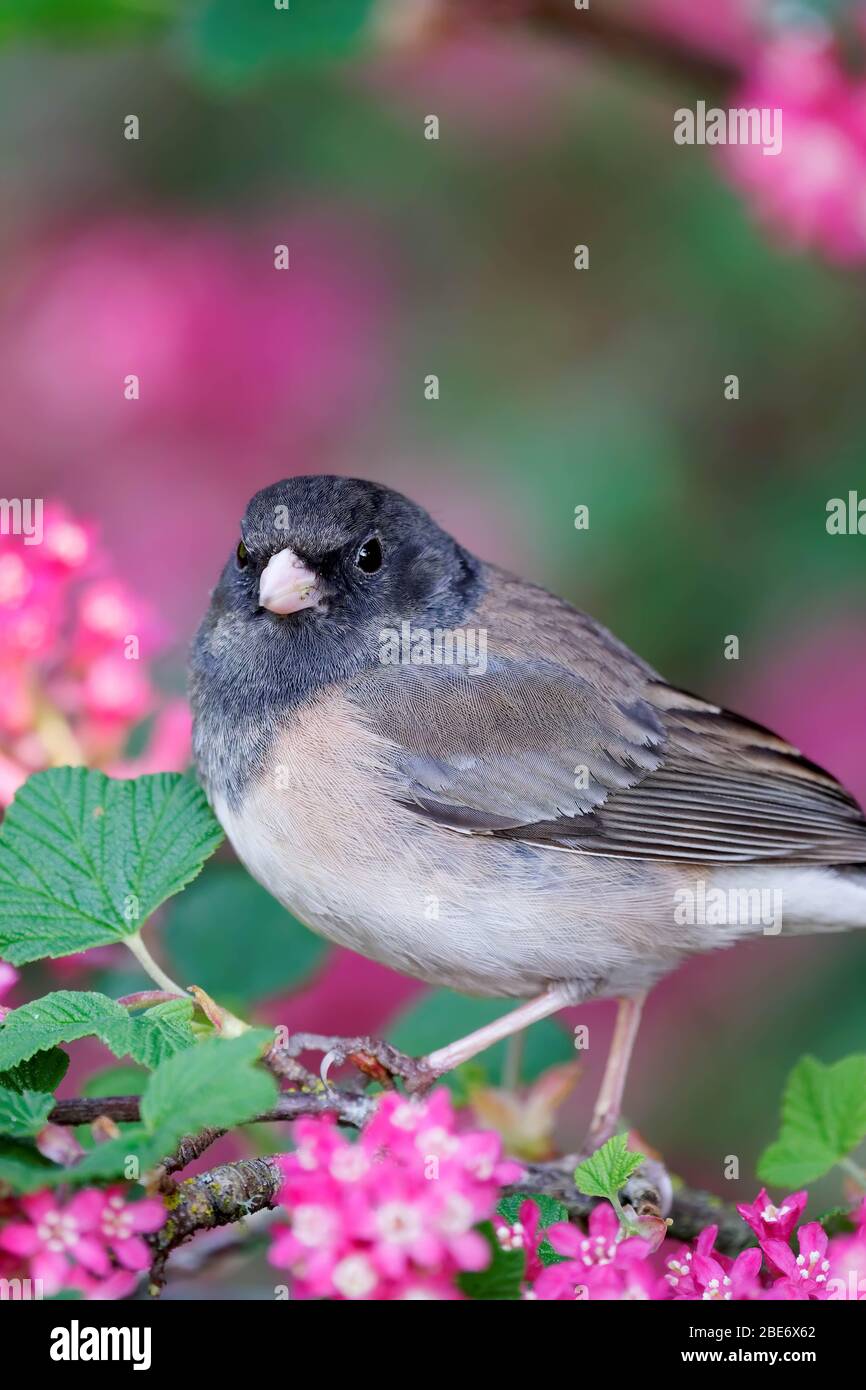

0,1086,55,1138
163,865,327,1008
573,1134,645,1201
140,1029,276,1142
496,1191,570,1267
0,1046,69,1096
128,999,196,1068
69,1031,278,1184
458,1221,524,1300
0,767,223,964
0,991,196,1072
758,1054,866,1188
496,1192,569,1228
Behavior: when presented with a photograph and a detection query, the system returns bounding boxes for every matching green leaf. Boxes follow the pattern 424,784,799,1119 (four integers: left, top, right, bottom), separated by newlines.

0,1137,60,1192
388,989,574,1093
815,1206,857,1239
0,991,196,1072
496,1191,568,1228
0,1086,55,1138
458,1221,524,1300
574,1134,645,1201
128,999,197,1069
758,1054,866,1188
0,767,223,964
184,0,376,84
70,1031,278,1184
0,1046,69,1096
163,864,327,1008
496,1191,570,1267
140,1029,276,1139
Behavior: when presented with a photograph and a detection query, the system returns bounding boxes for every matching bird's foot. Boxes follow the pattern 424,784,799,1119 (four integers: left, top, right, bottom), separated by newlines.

339,1039,437,1095
270,1031,437,1095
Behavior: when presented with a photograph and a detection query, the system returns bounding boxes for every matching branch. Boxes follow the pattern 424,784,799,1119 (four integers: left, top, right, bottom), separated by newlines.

505,1160,753,1254
148,1156,284,1292
49,1087,379,1130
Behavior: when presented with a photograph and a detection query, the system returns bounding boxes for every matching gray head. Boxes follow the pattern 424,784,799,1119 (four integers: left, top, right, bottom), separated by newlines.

190,475,484,799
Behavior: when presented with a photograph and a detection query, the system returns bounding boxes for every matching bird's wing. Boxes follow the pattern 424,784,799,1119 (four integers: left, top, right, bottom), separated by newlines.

345,589,866,865
347,655,667,831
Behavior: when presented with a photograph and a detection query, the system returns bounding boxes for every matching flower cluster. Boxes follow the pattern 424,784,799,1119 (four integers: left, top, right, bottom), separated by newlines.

0,1187,166,1299
722,28,866,264
500,1184,866,1301
0,500,189,806
269,1090,522,1300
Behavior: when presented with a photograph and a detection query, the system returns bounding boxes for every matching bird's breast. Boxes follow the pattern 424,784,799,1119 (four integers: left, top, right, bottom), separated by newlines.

208,689,692,999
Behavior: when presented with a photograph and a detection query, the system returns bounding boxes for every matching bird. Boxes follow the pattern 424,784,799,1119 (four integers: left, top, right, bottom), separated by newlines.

190,475,866,1149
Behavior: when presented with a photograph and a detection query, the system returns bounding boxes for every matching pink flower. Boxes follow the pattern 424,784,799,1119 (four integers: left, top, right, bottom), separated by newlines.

736,1186,808,1276
689,1246,763,1301
94,1187,166,1270
269,1088,520,1300
0,499,190,806
736,1187,808,1244
0,1191,110,1295
763,1220,832,1299
827,1228,866,1301
495,1199,543,1284
0,217,388,449
533,1203,659,1301
66,1268,141,1301
0,961,18,1003
722,30,866,264
663,1224,723,1297
0,1187,164,1297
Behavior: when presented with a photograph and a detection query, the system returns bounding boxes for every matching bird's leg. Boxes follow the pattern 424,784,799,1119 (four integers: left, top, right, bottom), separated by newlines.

286,987,582,1096
582,991,647,1154
417,984,580,1086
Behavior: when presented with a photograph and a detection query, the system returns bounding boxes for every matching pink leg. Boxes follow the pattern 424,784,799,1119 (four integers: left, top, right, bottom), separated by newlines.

424,984,578,1076
585,992,647,1150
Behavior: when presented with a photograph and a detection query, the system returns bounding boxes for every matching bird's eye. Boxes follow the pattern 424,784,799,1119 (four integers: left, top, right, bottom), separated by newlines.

236,540,249,569
355,537,382,573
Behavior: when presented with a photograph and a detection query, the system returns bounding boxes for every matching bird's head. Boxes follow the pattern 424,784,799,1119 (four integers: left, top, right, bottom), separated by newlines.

194,475,483,712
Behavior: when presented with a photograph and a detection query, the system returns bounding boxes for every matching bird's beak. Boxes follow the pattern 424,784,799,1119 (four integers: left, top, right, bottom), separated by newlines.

258,548,321,614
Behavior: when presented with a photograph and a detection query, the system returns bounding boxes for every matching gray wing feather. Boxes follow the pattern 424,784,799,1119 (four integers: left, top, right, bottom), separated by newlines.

345,574,866,866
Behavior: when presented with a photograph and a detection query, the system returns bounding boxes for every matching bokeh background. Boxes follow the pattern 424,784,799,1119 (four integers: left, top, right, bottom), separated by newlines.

1,0,865,1293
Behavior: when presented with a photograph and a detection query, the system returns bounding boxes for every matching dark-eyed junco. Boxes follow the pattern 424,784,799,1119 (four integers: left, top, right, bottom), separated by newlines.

190,476,866,1145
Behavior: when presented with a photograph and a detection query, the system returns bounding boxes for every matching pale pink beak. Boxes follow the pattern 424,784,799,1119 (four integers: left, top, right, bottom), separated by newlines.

258,547,321,614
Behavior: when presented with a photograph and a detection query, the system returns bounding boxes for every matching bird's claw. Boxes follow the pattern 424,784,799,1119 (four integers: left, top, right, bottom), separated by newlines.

274,1032,437,1095
332,1039,436,1095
